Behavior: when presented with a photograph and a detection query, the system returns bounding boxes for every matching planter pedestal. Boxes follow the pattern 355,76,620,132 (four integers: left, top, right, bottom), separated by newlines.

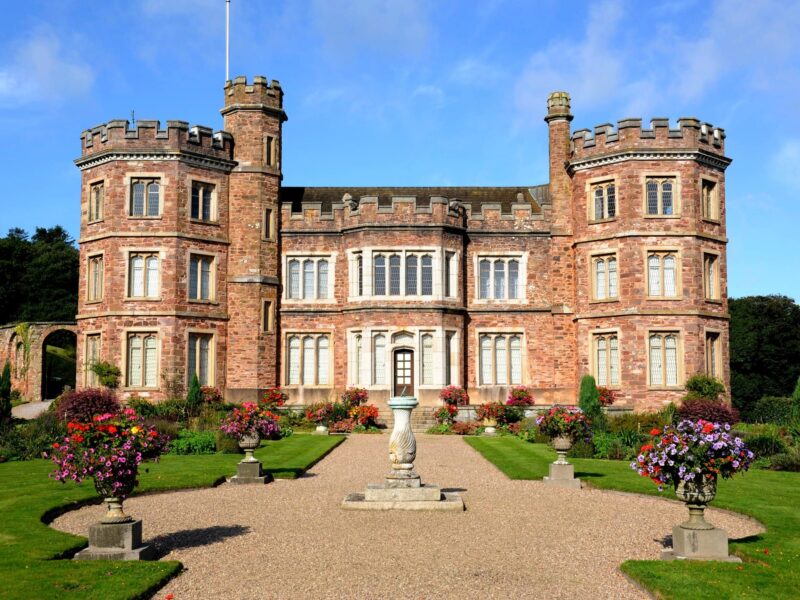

231,459,272,485
543,436,581,489
314,425,329,435
343,397,464,511
75,519,154,561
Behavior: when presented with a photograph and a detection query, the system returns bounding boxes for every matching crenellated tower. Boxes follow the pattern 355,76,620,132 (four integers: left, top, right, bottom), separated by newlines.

221,76,286,401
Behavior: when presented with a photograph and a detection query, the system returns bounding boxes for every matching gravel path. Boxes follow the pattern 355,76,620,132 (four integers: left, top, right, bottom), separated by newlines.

53,435,761,600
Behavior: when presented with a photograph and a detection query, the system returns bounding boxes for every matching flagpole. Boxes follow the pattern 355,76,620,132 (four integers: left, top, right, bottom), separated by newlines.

225,0,231,81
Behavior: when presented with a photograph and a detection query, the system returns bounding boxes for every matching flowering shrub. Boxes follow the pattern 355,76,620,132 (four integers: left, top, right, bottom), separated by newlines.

440,386,469,406
219,403,280,439
631,420,755,490
350,404,379,426
47,409,168,499
329,418,356,433
261,387,288,409
451,420,480,435
435,404,459,425
305,401,335,425
341,387,369,407
54,388,120,423
597,387,617,407
535,406,591,441
201,386,224,405
507,386,534,406
476,402,505,422
677,398,739,425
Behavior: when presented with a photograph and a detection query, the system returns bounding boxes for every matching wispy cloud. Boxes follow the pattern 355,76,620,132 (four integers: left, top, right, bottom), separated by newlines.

771,141,800,185
0,28,94,107
412,84,444,106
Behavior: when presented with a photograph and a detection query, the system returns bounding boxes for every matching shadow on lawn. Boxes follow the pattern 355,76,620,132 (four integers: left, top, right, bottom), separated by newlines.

150,524,250,558
574,471,606,479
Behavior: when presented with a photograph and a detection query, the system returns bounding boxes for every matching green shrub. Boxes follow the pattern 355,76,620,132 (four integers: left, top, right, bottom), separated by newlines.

502,405,525,424
567,439,595,458
216,431,242,454
185,374,203,417
592,432,633,460
750,396,794,425
189,404,224,432
143,418,181,440
0,412,66,461
684,373,726,400
168,430,217,455
426,424,453,435
127,396,158,418
579,375,606,431
608,412,666,434
89,360,121,389
152,398,189,422
769,446,800,472
744,433,790,458
515,417,540,442
0,362,11,423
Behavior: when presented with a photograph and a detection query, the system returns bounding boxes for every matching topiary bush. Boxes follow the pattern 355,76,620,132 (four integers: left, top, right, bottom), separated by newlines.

579,374,606,431
185,374,203,417
750,396,794,425
684,373,726,401
677,397,740,425
53,388,120,423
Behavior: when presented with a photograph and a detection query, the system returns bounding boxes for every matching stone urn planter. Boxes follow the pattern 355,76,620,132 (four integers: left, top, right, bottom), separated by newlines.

94,476,136,524
675,477,717,530
544,435,580,489
238,432,261,462
482,418,497,436
314,424,330,435
552,435,572,465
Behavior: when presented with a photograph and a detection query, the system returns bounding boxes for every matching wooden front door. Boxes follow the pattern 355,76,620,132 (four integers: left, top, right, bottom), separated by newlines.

393,349,414,396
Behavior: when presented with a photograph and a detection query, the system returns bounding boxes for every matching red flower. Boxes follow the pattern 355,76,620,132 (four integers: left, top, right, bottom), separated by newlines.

702,423,714,434
52,442,60,449
107,425,118,434
650,428,661,436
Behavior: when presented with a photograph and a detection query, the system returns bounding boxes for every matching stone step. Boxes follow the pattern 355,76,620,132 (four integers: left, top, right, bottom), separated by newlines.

377,407,439,432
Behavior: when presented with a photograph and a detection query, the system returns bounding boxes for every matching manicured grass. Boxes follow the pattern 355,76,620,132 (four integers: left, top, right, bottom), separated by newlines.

465,435,800,600
0,434,344,600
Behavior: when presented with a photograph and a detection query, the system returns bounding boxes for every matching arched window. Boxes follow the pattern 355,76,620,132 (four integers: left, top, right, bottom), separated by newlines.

663,255,676,297
131,182,145,216
146,256,159,297
303,260,314,299
508,260,519,300
646,178,677,216
317,337,329,385
317,260,328,300
287,336,300,384
302,336,315,385
126,333,158,388
594,187,604,221
595,259,606,299
648,333,681,387
493,260,505,300
494,336,507,384
373,255,386,295
608,257,617,298
480,335,492,385
129,253,159,298
421,334,433,385
509,336,522,384
406,255,418,295
389,255,401,295
479,260,490,299
356,254,363,296
354,334,362,385
288,260,300,299
147,182,160,216
648,254,661,296
421,255,433,295
373,334,386,385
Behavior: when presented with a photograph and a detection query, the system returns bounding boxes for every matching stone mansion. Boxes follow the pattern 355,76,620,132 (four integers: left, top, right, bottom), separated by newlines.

73,76,731,411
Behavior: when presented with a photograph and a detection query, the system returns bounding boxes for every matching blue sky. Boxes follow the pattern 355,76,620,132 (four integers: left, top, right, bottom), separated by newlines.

0,0,798,300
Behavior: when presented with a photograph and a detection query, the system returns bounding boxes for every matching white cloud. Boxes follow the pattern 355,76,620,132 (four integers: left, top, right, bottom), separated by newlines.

412,84,444,106
771,141,800,184
0,28,94,107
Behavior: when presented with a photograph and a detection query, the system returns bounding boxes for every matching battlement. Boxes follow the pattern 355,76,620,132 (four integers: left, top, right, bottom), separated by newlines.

570,117,726,159
80,119,234,159
222,75,284,112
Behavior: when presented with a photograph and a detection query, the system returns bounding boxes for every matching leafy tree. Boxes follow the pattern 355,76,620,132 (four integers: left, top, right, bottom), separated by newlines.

0,361,11,423
729,295,800,417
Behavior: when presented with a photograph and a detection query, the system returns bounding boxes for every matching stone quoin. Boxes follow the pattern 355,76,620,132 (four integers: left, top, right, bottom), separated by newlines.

70,75,731,412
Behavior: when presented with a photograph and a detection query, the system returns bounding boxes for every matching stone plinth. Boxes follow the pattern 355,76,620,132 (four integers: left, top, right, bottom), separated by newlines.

75,519,155,561
661,525,741,562
543,462,581,489
342,491,465,511
230,459,272,485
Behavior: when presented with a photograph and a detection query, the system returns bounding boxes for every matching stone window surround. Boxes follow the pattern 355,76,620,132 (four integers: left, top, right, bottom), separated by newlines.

187,176,220,224
585,174,618,223
472,252,528,304
588,248,619,303
120,327,161,393
124,172,168,220
700,174,721,223
262,299,275,333
346,247,458,302
185,327,216,387
263,133,279,169
643,246,682,300
347,327,460,391
642,172,681,218
475,328,526,388
282,252,337,304
85,250,105,304
646,327,684,390
262,206,277,241
702,247,722,303
588,327,621,389
123,247,165,302
186,249,220,304
704,327,723,380
86,176,106,224
83,330,102,387
281,330,333,388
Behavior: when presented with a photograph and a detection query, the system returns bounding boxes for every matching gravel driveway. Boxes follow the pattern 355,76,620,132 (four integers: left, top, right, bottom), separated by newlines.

53,435,761,600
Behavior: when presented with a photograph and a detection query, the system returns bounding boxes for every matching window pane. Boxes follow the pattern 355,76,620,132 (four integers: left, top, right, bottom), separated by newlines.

302,336,315,384
649,336,663,385
665,335,678,386
128,336,142,387
191,185,200,219
607,184,616,217
508,260,519,300
303,260,314,299
288,337,300,384
595,259,606,299
317,337,329,385
200,258,211,300
421,334,433,385
494,260,505,300
707,334,717,378
609,336,619,386
510,336,522,384
354,335,362,385
648,255,661,296
389,255,401,295
357,255,363,296
596,337,608,386
202,187,212,221
445,333,453,385
479,260,490,299
131,256,144,297
132,182,144,216
289,260,300,299
494,336,507,384
146,256,158,297
662,181,673,215
663,255,676,297
706,256,715,298
594,187,604,220
646,181,659,215
406,255,417,295
421,255,433,295
480,335,492,385
374,255,385,295
374,334,386,385
144,336,157,387
198,335,209,386
445,253,452,297
608,257,617,298
147,182,159,216
317,260,328,299
189,257,198,299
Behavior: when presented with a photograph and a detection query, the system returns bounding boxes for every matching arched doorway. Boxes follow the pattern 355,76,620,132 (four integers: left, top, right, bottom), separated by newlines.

41,329,77,400
393,348,413,397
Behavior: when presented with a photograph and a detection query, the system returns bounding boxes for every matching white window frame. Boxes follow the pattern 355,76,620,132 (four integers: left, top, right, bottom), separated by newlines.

473,253,527,303
126,251,161,300
647,330,683,389
643,174,681,218
590,251,618,302
591,330,621,388
646,249,680,299
476,331,524,386
186,330,215,387
283,332,332,387
87,253,104,303
283,253,336,303
123,330,160,390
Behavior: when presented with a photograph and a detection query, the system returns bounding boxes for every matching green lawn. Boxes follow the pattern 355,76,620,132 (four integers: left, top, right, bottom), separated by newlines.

0,434,344,600
465,436,800,600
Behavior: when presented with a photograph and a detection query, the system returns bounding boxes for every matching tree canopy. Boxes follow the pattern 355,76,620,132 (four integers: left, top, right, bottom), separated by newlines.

0,227,79,324
729,295,800,416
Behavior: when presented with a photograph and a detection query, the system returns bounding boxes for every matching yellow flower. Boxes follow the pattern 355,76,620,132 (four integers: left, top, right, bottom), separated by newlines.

131,426,141,434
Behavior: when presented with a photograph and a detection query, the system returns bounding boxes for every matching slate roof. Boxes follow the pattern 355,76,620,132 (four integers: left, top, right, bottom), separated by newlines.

280,185,549,215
